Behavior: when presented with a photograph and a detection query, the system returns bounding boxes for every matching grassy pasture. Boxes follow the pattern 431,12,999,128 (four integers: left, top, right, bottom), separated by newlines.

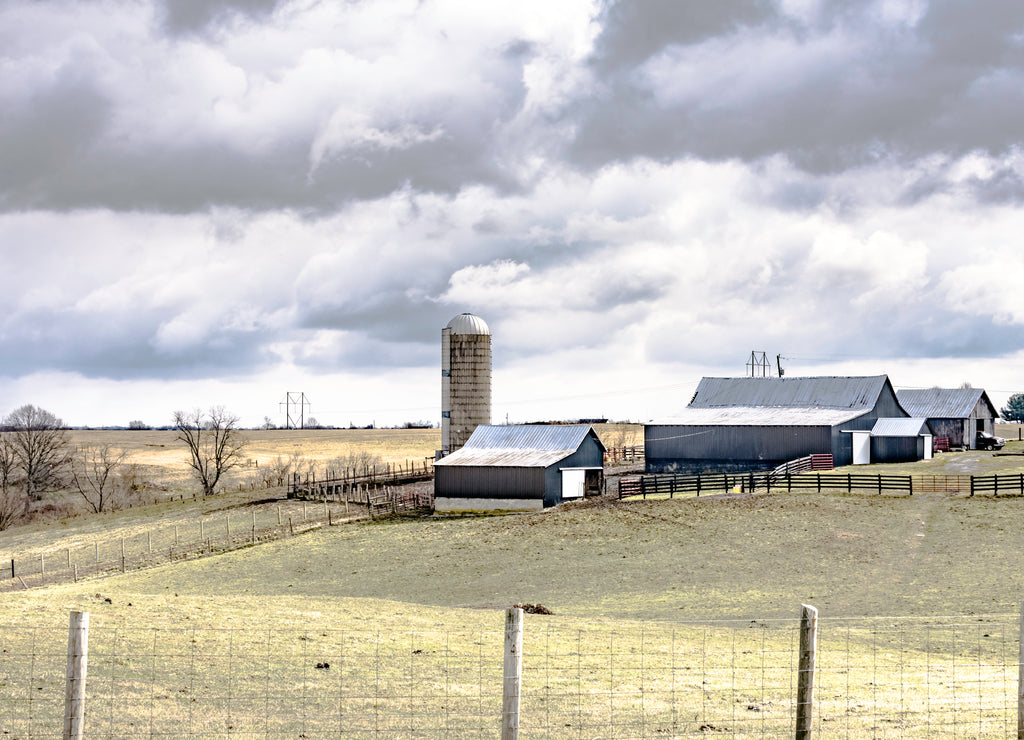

2,425,1023,737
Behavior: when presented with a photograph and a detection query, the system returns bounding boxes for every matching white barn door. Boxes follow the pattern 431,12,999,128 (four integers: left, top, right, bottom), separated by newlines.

561,468,585,499
851,431,871,465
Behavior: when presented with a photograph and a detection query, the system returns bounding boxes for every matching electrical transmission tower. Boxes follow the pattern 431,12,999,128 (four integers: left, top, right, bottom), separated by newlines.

746,351,785,378
279,392,311,429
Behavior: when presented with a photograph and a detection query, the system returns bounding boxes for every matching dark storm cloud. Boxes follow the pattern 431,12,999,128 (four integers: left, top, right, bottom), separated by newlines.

0,126,524,215
0,68,111,210
0,308,277,380
570,0,1024,182
157,0,282,35
591,0,776,70
0,0,532,214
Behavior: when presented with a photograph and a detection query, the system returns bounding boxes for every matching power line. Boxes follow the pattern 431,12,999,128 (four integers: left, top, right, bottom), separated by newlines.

279,392,311,429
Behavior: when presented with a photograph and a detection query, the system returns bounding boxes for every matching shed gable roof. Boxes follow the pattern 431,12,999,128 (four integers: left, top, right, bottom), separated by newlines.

434,424,604,468
869,418,932,437
896,388,996,419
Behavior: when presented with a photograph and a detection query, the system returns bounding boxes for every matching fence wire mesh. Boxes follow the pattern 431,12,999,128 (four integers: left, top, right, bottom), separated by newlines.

0,613,1019,738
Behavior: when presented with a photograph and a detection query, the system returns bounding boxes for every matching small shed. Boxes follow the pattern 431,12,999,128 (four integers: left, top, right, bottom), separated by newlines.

895,388,998,450
867,418,933,464
433,424,605,511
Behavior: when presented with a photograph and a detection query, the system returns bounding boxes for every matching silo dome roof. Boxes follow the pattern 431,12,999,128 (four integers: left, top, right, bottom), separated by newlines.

446,313,490,335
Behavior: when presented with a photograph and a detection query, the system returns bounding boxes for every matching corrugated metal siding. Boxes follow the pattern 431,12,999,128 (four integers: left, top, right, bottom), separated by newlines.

543,437,605,506
871,436,920,463
645,423,833,468
689,376,888,410
435,466,545,500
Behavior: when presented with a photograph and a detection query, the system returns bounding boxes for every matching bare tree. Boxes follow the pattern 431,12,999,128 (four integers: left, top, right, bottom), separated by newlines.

71,443,131,513
173,406,248,496
0,435,27,530
2,404,71,499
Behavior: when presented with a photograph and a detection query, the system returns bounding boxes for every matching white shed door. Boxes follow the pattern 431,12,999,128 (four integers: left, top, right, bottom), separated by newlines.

561,469,585,499
852,431,871,465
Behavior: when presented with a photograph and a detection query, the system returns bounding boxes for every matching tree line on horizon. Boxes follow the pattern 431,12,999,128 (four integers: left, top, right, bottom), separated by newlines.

0,404,249,530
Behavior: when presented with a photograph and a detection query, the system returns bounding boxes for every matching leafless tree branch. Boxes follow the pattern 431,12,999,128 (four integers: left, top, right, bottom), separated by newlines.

173,406,248,496
71,443,131,513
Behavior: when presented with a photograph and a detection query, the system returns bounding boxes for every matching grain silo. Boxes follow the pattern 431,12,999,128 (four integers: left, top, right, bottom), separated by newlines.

441,313,491,454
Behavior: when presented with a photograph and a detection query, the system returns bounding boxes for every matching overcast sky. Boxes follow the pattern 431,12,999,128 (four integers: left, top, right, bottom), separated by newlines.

3,0,1024,428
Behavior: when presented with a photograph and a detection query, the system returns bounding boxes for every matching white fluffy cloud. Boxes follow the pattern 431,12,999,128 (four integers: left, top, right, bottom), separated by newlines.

3,0,1024,426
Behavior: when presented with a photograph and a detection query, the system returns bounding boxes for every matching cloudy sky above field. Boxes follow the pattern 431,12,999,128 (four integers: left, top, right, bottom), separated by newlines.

3,0,1024,427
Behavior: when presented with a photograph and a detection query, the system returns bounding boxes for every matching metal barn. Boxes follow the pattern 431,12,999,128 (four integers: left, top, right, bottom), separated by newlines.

433,424,605,511
645,375,916,473
895,388,997,450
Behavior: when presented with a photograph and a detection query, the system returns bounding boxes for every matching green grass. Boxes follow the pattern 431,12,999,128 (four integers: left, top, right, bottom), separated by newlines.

3,484,1018,623
2,435,1023,737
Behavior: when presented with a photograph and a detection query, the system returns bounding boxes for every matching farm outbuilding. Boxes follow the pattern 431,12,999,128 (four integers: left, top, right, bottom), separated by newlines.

895,388,998,450
433,424,605,511
863,418,934,463
645,375,925,473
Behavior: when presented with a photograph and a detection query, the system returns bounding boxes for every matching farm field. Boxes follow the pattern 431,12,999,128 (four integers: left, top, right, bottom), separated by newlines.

5,460,1024,624
65,427,446,491
65,423,642,489
3,432,1024,737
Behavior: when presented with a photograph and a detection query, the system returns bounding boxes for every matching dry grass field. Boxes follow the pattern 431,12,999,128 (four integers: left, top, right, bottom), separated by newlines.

66,423,642,490
66,427,445,491
3,425,1024,737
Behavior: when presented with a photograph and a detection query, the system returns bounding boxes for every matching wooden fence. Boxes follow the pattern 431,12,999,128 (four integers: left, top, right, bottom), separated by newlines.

604,445,644,464
620,471,927,499
290,459,434,500
772,454,834,476
619,471,1024,499
970,473,1024,496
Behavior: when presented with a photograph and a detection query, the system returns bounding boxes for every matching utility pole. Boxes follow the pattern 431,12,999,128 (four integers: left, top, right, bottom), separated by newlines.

279,392,311,429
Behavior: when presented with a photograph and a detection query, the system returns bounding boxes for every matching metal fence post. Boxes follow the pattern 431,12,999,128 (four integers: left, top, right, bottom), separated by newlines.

64,610,89,740
796,604,818,740
502,607,524,740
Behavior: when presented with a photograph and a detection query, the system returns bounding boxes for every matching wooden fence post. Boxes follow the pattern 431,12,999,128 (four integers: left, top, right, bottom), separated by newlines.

796,603,818,740
502,607,524,740
63,610,89,740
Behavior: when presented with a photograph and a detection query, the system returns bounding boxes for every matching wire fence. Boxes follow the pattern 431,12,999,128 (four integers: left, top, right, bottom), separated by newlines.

2,609,1021,738
0,500,364,592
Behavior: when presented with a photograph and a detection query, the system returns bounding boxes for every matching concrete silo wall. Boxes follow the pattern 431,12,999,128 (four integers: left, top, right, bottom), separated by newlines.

441,330,491,452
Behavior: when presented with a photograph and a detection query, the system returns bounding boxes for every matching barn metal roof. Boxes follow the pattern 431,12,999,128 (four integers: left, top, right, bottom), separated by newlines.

689,375,891,410
654,406,870,427
896,388,995,419
869,418,932,437
433,424,603,468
